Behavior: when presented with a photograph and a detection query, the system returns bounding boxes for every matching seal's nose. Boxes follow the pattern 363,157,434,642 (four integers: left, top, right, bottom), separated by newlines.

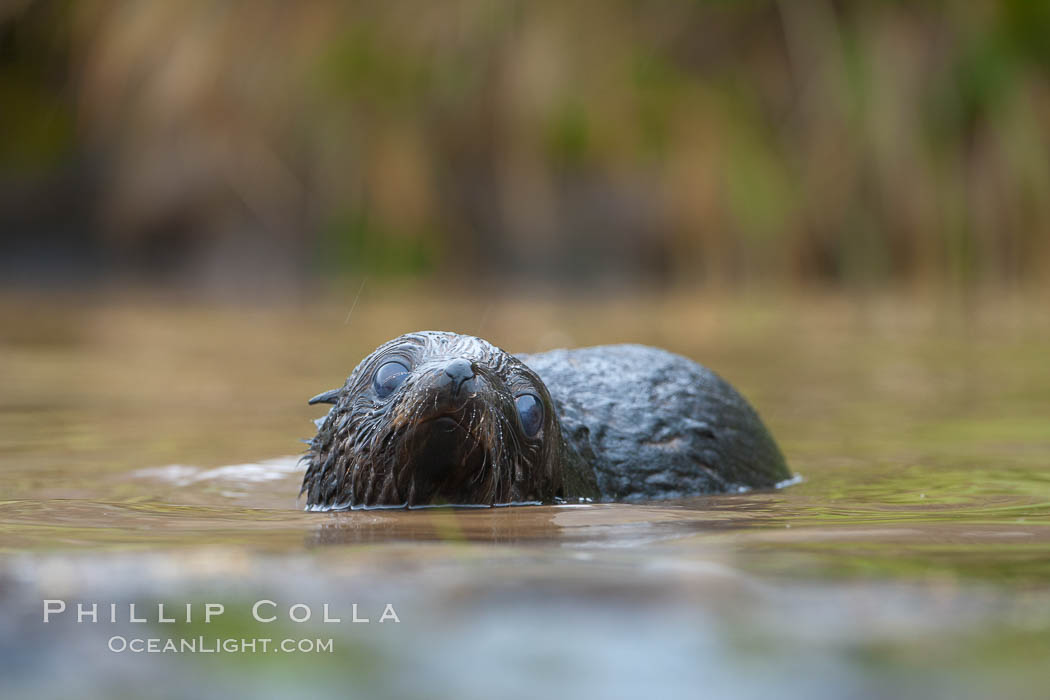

440,358,477,398
444,358,475,382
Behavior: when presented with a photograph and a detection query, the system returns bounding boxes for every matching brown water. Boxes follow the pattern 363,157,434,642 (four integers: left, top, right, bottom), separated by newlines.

1,292,1049,699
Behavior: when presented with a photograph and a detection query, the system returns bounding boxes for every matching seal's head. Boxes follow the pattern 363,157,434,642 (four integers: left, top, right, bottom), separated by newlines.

300,331,564,509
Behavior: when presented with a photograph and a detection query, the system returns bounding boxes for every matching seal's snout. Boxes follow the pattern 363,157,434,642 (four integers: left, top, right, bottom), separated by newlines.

436,357,477,399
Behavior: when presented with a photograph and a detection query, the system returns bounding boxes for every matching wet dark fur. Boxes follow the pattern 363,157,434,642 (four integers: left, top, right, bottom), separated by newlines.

301,332,572,509
300,331,789,510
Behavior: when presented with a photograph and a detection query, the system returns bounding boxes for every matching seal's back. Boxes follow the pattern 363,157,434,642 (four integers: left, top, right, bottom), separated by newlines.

518,344,790,502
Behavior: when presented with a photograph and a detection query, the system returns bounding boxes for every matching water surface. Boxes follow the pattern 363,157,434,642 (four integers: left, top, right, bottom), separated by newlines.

1,293,1048,699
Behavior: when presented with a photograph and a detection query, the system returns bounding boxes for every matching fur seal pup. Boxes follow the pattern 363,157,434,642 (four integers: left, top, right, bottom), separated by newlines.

300,331,790,509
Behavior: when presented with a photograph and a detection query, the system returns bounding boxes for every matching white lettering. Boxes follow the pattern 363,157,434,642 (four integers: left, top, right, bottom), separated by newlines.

288,604,311,623
77,603,98,623
43,599,65,623
252,600,277,623
323,603,341,623
205,603,224,623
379,604,400,623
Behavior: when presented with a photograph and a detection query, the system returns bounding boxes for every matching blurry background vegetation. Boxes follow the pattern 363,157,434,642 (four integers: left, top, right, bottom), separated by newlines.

1,0,1048,295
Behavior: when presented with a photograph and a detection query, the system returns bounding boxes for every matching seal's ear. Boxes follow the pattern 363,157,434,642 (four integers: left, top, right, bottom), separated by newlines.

308,388,343,405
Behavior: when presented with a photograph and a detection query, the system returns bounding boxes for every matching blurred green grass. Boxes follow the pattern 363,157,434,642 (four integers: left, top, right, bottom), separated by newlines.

1,0,1048,291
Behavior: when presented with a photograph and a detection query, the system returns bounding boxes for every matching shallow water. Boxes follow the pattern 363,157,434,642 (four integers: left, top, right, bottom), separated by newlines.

1,292,1048,699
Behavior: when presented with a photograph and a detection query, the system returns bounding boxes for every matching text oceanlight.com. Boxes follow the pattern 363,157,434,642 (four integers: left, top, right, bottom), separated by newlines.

107,636,335,654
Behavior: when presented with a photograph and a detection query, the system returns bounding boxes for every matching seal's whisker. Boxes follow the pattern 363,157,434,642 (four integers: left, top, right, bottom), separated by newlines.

343,277,367,327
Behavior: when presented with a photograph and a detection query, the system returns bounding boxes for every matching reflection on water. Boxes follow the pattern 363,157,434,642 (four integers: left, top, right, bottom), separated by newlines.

0,293,1048,698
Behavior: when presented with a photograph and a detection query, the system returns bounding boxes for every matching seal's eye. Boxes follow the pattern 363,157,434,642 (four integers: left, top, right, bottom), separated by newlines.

373,361,409,398
515,393,543,437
